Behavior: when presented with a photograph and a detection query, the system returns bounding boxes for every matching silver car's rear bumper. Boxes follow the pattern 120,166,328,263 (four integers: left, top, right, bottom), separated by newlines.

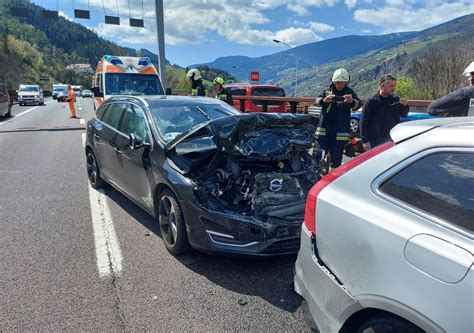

294,225,360,333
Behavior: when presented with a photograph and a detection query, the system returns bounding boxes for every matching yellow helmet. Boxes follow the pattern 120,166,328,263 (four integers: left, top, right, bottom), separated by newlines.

186,68,201,81
213,77,225,85
332,68,350,83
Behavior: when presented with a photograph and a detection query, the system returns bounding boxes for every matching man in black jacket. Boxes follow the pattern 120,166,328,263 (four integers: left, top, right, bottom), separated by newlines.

427,64,474,117
315,68,361,170
360,74,409,150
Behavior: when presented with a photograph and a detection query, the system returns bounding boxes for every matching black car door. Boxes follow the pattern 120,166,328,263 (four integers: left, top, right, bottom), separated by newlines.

114,102,154,210
93,102,125,182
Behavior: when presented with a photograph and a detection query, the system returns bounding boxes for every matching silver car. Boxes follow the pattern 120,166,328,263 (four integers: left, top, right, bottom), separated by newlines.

295,117,473,333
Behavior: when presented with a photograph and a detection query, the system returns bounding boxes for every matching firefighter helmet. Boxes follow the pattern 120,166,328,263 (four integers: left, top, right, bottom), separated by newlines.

213,77,225,85
332,68,350,83
186,68,201,81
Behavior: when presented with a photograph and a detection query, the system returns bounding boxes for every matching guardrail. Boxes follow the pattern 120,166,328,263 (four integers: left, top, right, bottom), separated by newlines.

230,95,432,113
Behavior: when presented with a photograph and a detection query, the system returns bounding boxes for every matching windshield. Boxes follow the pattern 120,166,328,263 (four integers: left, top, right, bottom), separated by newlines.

251,87,285,97
105,73,164,96
149,103,239,142
20,86,39,92
83,90,92,93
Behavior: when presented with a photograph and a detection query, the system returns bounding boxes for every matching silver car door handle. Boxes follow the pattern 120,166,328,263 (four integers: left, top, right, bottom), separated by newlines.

94,133,100,139
114,147,122,154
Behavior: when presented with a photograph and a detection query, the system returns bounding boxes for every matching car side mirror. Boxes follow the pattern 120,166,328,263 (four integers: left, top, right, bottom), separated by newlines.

129,133,151,150
91,87,103,98
165,87,172,95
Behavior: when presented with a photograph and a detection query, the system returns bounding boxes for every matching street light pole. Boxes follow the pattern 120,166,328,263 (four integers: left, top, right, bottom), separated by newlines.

155,0,166,88
273,39,298,96
232,65,248,83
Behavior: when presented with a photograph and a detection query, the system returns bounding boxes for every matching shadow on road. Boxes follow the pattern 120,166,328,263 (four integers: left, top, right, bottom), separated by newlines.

103,186,303,313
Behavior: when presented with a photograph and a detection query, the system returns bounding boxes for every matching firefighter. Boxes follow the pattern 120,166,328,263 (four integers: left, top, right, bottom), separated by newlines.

66,84,78,118
315,68,361,170
186,68,207,97
213,77,233,105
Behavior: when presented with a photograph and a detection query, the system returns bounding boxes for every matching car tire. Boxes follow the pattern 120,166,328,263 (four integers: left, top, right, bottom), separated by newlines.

40,99,44,105
6,104,11,117
158,189,190,255
356,314,423,333
350,118,359,134
86,149,106,189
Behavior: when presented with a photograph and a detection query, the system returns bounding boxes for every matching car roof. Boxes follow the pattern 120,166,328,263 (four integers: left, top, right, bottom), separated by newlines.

105,95,230,108
391,117,474,143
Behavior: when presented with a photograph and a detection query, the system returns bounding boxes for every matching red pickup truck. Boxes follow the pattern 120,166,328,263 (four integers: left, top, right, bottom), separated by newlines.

224,83,287,113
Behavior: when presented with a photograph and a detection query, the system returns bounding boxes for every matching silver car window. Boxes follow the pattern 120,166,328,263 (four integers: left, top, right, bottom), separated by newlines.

380,152,474,233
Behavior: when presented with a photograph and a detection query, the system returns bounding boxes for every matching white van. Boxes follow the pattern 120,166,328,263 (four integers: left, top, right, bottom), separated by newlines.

18,84,44,106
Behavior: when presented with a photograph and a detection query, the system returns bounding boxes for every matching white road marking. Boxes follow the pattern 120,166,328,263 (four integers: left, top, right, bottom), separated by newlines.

83,135,123,278
80,118,85,124
0,100,54,126
88,184,123,278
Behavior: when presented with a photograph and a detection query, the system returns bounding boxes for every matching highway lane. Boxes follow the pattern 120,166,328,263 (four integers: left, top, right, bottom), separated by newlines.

0,96,307,331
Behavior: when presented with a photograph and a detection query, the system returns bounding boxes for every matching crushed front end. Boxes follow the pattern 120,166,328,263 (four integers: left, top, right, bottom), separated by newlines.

167,113,322,255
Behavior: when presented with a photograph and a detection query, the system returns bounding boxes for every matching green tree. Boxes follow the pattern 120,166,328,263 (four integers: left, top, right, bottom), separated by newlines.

396,77,417,99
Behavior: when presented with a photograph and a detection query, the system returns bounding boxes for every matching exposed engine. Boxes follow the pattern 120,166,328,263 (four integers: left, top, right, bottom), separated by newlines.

195,150,322,219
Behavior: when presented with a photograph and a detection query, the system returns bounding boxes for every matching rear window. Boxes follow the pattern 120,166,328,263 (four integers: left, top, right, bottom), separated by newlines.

228,88,246,96
251,88,285,97
380,152,474,232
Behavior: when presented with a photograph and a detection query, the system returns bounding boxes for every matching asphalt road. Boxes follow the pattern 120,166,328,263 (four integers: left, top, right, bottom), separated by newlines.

0,98,308,331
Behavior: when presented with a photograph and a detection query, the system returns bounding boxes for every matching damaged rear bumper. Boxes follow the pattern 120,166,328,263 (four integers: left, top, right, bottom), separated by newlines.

180,200,302,256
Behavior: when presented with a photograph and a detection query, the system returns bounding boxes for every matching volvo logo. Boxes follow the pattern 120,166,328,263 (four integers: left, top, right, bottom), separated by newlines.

269,179,283,192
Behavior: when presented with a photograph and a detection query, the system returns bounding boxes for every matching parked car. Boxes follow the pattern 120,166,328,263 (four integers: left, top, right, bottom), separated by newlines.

82,89,93,98
295,117,473,333
350,110,439,135
0,84,12,117
225,83,287,113
85,96,322,256
18,84,44,106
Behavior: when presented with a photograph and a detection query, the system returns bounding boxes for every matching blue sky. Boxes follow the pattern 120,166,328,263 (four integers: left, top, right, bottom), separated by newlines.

32,0,474,67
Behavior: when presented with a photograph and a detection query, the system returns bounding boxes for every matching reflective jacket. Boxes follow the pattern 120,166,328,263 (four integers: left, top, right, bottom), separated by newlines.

315,84,360,142
215,87,233,105
191,80,207,97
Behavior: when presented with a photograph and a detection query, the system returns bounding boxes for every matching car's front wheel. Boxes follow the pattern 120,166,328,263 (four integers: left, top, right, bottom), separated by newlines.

86,149,106,189
356,314,423,333
158,189,190,255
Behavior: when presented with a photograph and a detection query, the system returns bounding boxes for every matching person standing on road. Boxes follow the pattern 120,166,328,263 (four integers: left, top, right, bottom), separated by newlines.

360,74,409,150
427,62,474,117
66,84,78,119
315,68,361,170
186,68,207,97
213,77,233,105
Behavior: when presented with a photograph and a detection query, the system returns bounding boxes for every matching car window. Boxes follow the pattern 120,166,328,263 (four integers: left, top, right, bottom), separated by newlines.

96,104,109,121
380,152,474,232
251,88,285,97
101,103,124,129
228,88,246,96
149,103,239,142
119,104,149,141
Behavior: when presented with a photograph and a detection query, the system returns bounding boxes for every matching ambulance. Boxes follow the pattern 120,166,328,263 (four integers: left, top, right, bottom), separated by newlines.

92,55,164,108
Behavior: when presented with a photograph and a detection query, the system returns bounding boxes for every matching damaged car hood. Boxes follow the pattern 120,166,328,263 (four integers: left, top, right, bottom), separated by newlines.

165,113,319,157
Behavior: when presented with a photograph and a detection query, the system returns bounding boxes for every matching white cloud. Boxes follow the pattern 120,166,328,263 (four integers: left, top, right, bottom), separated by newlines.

345,0,358,9
355,1,474,33
274,27,322,46
361,29,373,33
287,3,311,16
309,22,335,33
94,21,157,46
59,11,73,22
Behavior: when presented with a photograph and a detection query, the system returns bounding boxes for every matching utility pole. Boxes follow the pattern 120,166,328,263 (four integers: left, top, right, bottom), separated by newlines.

155,0,166,88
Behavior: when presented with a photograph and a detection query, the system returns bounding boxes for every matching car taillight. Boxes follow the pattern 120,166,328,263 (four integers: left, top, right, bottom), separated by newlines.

304,141,395,235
